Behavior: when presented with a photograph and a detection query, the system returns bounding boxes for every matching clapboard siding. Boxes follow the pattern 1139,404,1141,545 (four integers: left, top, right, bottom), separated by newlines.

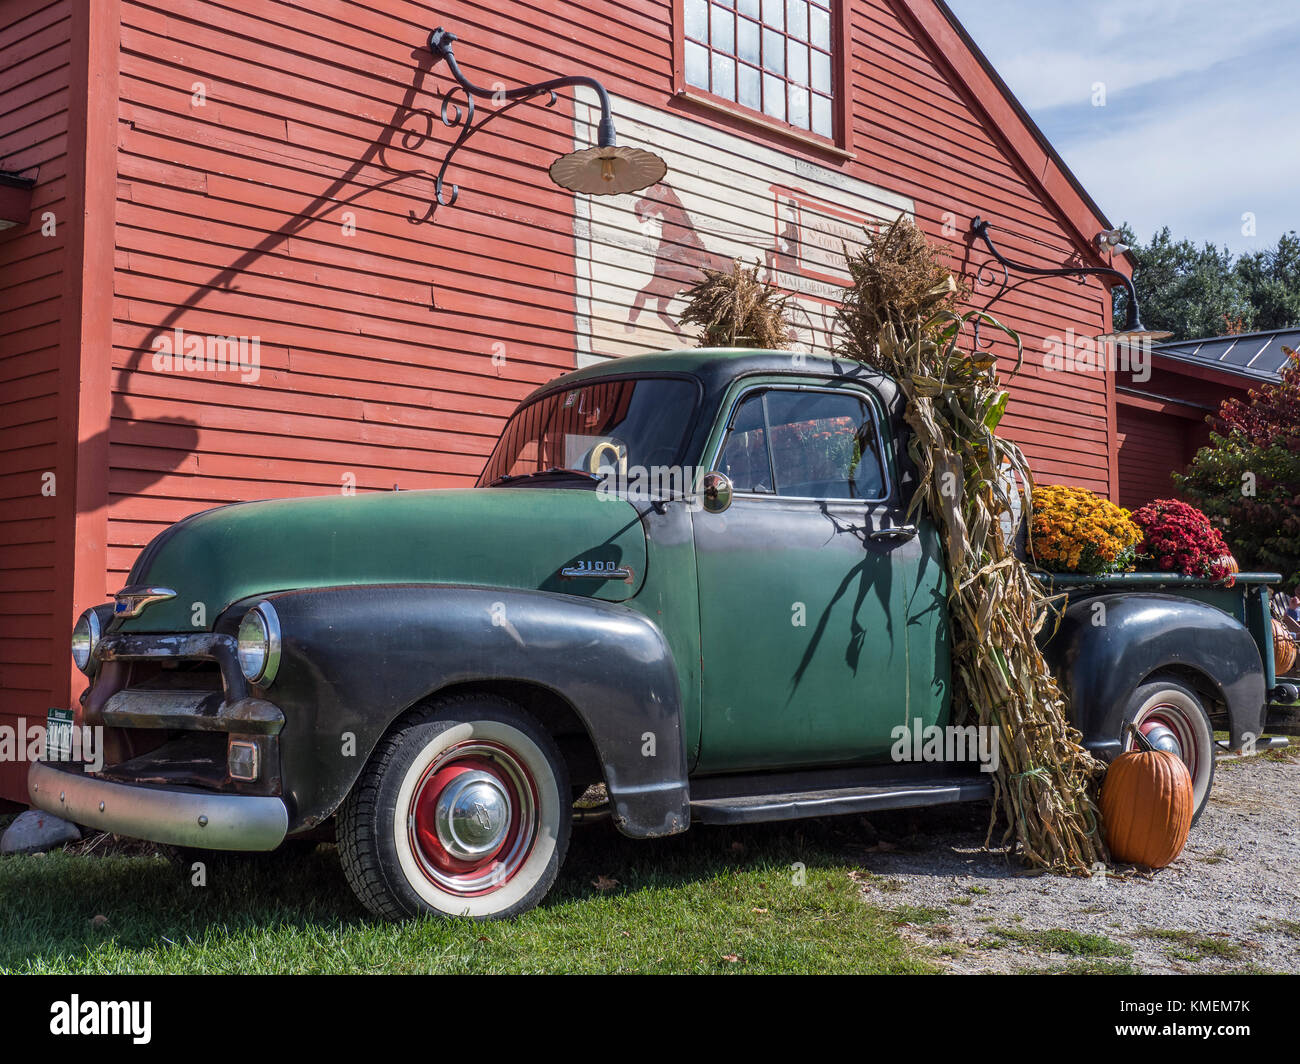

1115,391,1219,511
1116,404,1189,510
854,0,1111,491
0,0,71,802
106,0,604,583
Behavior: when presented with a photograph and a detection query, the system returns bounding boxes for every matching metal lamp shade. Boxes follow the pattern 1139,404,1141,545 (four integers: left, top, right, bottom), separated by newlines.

548,144,667,196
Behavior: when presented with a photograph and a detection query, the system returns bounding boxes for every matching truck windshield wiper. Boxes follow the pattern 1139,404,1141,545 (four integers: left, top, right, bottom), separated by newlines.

489,467,604,487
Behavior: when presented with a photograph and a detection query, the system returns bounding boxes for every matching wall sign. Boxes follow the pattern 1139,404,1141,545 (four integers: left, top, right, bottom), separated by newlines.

569,97,915,367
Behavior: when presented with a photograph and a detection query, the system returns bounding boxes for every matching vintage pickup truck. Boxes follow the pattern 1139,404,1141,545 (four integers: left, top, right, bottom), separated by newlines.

31,349,1297,919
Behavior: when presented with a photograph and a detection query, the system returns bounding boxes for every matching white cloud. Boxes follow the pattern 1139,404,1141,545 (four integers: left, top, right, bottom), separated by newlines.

1059,80,1300,250
953,0,1300,111
947,0,1300,251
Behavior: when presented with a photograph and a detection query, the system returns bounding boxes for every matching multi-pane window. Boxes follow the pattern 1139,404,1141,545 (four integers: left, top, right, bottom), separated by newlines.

683,0,836,139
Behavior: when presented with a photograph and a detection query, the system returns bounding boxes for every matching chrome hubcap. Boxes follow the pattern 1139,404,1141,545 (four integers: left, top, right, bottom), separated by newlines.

1140,721,1183,759
409,741,538,897
433,770,512,859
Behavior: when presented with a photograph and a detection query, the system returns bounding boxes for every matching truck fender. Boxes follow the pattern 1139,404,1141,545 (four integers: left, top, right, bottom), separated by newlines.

1043,592,1267,758
243,584,690,838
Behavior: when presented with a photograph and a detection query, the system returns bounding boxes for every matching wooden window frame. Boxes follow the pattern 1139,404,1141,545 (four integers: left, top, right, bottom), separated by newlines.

671,0,854,158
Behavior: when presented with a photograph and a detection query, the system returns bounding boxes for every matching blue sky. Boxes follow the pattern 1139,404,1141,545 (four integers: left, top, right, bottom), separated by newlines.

945,0,1300,254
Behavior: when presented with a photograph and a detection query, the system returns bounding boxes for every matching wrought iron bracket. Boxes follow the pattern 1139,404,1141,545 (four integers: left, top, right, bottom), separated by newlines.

425,26,618,215
969,216,1145,340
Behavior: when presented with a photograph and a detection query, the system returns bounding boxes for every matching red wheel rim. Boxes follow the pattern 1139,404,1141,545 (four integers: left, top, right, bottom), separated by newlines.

408,740,538,897
1131,703,1199,783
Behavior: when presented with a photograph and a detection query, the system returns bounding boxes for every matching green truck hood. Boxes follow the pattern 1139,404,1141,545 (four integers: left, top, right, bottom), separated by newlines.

115,487,648,633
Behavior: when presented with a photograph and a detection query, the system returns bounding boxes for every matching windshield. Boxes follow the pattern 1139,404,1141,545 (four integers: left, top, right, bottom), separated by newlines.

478,377,699,487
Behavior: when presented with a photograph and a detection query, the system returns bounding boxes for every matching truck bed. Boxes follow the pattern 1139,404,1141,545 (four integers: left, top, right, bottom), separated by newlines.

1034,570,1300,729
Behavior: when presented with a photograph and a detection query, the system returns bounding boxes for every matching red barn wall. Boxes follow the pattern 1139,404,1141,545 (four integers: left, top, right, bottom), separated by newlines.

859,0,1114,493
106,0,589,593
1115,400,1203,511
0,0,72,804
1115,358,1253,510
104,0,1116,592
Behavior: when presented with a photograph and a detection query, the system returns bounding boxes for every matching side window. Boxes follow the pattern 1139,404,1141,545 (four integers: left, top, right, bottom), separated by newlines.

716,392,774,493
718,389,886,500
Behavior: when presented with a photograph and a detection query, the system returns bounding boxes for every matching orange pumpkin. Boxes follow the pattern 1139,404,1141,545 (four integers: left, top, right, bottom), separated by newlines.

1100,725,1194,868
1217,553,1239,588
1274,619,1298,676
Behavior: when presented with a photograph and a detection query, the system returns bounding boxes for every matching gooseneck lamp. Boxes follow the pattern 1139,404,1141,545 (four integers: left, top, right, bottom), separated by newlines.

970,217,1172,343
426,27,667,208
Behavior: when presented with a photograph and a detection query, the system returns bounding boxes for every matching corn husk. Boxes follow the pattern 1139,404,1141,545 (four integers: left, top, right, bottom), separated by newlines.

679,258,794,349
837,221,1107,873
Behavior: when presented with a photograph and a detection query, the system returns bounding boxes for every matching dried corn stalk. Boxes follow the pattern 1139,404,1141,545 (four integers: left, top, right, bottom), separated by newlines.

679,258,793,349
837,220,1107,873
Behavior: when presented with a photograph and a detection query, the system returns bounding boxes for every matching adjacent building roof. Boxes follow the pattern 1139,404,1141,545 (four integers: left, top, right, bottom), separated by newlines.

1155,328,1300,382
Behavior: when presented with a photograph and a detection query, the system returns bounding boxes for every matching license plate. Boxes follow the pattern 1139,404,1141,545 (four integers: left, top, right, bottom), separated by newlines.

45,708,74,760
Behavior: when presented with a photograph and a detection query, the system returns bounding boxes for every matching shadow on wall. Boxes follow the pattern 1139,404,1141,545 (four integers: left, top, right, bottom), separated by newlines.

102,45,457,510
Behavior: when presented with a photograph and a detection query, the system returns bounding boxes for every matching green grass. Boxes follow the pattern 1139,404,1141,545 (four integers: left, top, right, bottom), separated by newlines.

1138,928,1243,963
0,821,942,974
983,926,1132,958
1271,919,1300,940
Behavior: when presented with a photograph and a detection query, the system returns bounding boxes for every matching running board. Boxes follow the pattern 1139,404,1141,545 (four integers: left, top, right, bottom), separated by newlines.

689,775,993,825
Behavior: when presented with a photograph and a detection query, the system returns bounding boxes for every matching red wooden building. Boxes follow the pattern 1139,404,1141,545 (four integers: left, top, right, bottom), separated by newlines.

1,0,1134,805
1115,329,1296,510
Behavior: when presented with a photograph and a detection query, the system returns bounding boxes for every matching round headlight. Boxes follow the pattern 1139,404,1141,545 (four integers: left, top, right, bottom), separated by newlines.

236,602,281,686
71,609,102,674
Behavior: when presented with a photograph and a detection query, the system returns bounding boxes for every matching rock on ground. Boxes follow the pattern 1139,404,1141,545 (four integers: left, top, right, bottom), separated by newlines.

0,809,81,855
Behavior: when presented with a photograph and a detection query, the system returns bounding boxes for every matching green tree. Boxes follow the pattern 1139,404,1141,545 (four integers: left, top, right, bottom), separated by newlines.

1176,352,1300,589
1234,231,1300,331
1111,227,1300,340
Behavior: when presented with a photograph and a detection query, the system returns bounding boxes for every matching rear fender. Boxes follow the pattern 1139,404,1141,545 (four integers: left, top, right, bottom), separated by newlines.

1043,593,1267,758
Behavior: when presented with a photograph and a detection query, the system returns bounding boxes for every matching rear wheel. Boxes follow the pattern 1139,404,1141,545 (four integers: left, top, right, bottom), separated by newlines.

338,695,570,920
1121,678,1216,824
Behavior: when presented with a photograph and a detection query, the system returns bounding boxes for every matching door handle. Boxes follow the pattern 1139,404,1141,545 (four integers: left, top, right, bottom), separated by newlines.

868,524,919,542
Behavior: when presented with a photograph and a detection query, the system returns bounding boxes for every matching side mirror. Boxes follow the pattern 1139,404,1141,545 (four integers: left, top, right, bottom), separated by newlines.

701,471,733,514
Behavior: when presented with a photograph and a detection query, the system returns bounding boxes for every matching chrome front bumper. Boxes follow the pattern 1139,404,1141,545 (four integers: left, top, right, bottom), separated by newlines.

28,760,288,851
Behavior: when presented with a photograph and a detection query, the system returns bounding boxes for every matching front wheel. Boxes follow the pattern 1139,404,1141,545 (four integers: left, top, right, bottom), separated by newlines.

338,695,571,920
1121,678,1216,824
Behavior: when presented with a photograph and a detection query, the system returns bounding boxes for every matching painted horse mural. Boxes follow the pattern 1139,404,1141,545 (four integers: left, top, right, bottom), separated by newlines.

627,181,729,334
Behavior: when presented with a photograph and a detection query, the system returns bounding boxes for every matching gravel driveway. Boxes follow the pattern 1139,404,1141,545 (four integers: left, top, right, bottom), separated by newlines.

853,747,1300,973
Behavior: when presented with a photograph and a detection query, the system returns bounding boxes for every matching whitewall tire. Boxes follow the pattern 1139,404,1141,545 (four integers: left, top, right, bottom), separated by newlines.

1122,678,1216,825
339,695,570,920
